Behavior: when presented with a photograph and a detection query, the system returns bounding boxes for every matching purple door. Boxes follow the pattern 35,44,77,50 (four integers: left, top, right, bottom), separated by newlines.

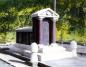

41,20,49,45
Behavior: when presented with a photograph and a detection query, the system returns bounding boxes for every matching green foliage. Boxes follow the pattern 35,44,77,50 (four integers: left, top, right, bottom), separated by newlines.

0,32,16,43
0,0,86,44
56,0,86,45
0,0,52,43
0,33,6,43
6,32,16,42
0,0,53,32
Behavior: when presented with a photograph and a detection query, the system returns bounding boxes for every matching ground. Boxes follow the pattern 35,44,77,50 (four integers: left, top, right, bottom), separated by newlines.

42,55,86,67
0,52,86,67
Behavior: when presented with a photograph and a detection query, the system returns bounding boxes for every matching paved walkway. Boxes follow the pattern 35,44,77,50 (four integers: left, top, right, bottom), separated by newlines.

0,53,31,67
0,52,86,67
42,56,86,67
0,44,86,67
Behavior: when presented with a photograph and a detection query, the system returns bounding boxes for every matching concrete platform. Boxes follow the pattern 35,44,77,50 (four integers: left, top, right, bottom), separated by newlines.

42,56,86,67
5,43,77,61
1,44,86,67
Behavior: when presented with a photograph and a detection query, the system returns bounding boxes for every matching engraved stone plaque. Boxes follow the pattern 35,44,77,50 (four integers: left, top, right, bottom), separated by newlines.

41,20,49,45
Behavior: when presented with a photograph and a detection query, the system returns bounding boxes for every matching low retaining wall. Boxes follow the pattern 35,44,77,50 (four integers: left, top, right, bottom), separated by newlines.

77,45,86,54
63,44,86,54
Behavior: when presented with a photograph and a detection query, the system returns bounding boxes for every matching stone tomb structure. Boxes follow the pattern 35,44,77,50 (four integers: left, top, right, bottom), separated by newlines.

16,27,33,45
16,8,59,45
13,8,77,61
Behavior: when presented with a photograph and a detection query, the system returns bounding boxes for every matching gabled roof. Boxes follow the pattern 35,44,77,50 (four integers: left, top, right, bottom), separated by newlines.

32,8,59,20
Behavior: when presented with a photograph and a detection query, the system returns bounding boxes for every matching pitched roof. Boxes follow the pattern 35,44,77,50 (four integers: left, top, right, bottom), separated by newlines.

32,8,59,20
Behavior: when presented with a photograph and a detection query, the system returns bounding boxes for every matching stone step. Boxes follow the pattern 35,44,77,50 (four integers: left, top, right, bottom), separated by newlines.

38,51,75,61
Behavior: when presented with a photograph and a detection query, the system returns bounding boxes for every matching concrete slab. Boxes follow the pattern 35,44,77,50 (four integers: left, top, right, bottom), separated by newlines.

42,56,86,67
0,53,31,67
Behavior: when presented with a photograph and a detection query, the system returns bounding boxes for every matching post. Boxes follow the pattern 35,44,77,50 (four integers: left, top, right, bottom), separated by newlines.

54,0,56,12
52,18,56,43
39,17,44,44
70,40,77,56
31,43,38,67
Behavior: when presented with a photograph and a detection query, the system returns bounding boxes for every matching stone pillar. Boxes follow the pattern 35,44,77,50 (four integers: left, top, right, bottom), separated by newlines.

70,40,77,56
39,17,44,44
30,43,38,67
52,18,56,43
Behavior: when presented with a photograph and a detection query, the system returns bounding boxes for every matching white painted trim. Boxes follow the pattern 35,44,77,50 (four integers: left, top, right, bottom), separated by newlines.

31,8,59,20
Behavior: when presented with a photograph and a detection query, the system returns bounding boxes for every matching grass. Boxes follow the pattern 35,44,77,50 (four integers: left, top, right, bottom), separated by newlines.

56,30,86,45
0,32,16,44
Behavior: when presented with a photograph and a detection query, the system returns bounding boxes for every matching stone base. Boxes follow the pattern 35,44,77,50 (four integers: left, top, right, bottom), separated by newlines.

38,44,77,61
5,43,77,62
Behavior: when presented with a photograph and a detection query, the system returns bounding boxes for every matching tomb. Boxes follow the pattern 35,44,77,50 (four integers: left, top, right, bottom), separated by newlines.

16,8,59,45
16,27,33,45
8,8,77,62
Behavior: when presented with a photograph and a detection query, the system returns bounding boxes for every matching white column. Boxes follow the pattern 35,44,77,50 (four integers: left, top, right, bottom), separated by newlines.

39,17,44,44
70,40,77,56
52,18,57,43
30,43,38,67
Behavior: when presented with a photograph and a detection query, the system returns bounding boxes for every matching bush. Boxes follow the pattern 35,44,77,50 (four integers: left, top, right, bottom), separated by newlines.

0,32,16,43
